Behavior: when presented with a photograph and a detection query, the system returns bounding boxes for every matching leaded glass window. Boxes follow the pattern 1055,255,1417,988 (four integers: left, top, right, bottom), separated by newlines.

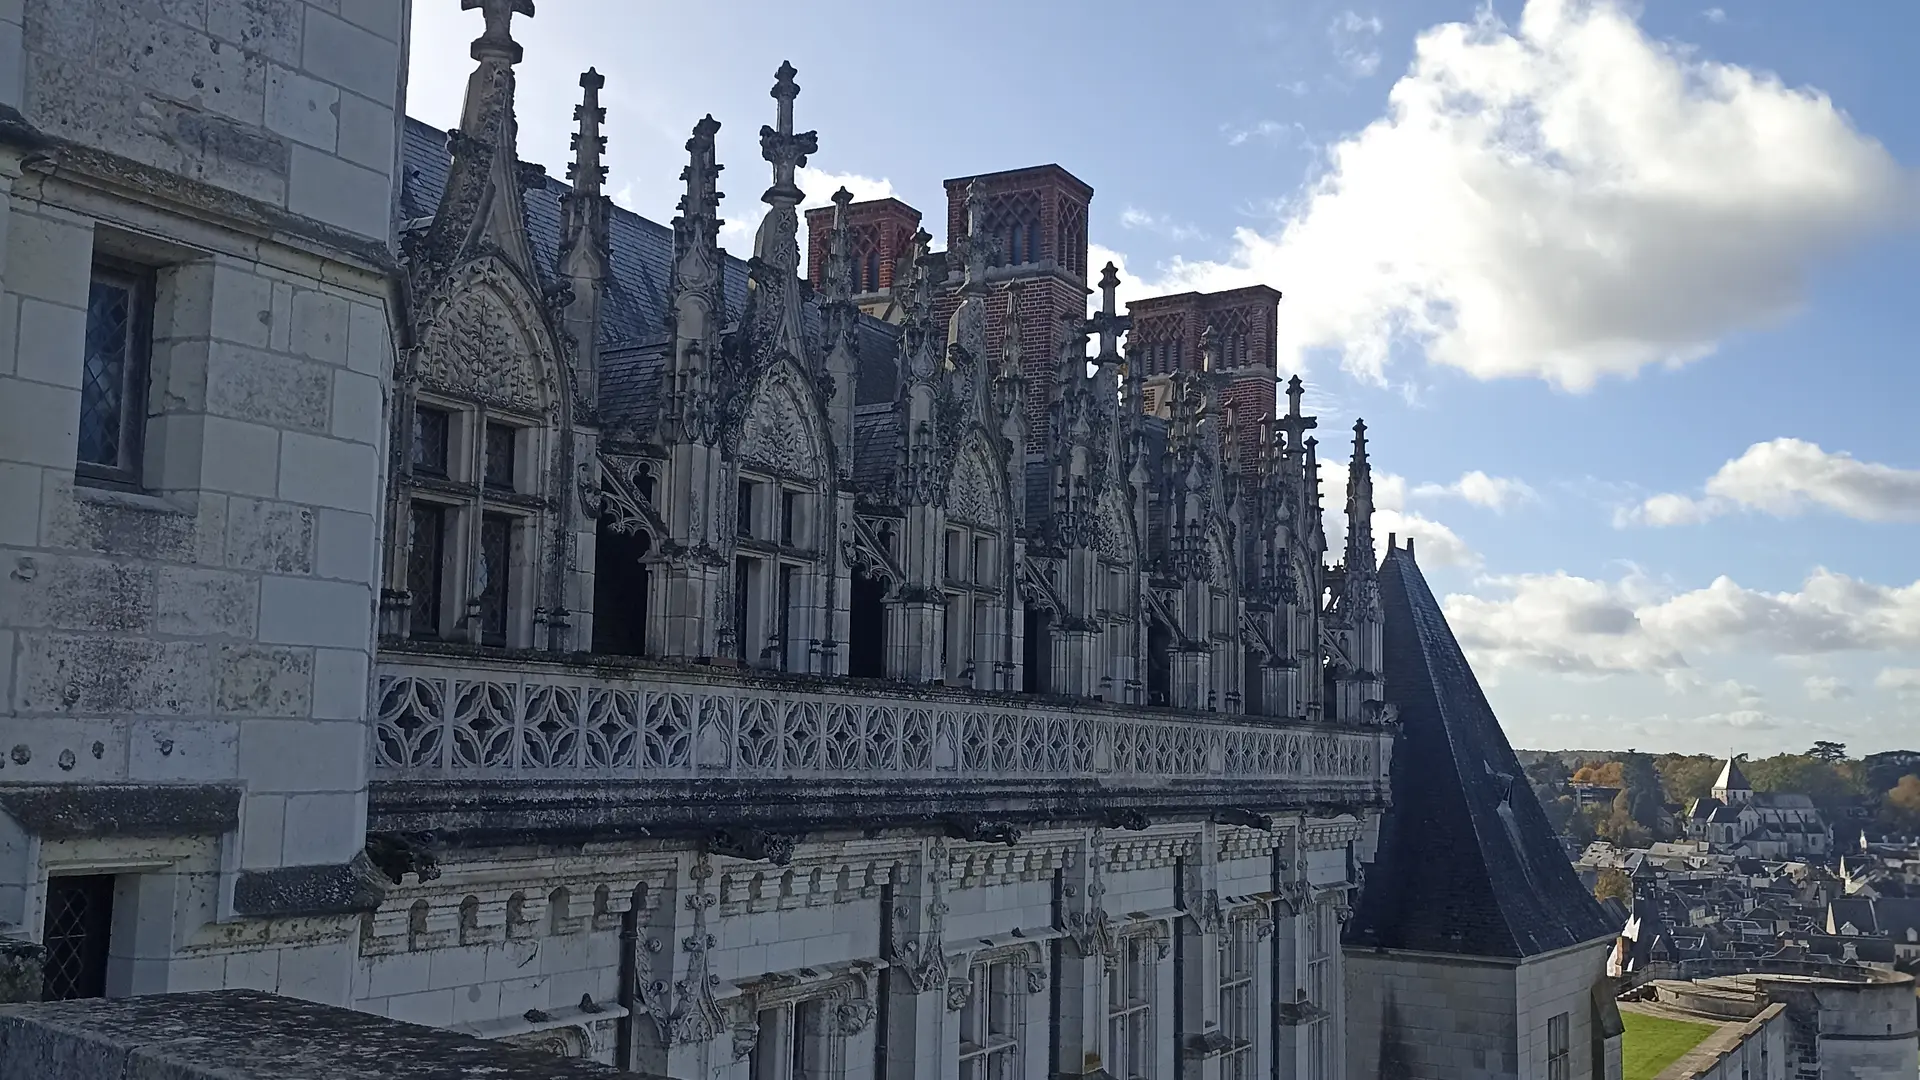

407,502,447,638
478,513,512,645
483,422,516,490
41,875,114,1000
413,406,450,477
76,264,151,486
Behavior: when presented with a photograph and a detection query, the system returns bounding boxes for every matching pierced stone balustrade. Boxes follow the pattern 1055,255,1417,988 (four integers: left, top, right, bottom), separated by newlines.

369,645,1393,838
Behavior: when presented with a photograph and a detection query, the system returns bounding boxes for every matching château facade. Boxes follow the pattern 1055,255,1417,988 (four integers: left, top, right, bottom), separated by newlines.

0,2,1622,1078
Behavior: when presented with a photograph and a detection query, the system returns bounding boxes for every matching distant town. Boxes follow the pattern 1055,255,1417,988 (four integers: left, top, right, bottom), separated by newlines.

1518,743,1920,1068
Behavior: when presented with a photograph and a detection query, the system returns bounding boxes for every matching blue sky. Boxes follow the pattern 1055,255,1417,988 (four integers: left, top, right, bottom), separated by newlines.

406,0,1919,757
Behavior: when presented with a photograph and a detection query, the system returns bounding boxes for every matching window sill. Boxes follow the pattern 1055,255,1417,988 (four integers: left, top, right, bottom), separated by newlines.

70,480,194,518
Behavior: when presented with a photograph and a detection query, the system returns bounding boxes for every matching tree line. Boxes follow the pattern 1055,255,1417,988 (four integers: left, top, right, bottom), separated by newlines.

1522,744,1920,848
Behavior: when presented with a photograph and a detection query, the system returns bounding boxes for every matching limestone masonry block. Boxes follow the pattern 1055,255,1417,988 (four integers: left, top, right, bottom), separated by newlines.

16,634,210,717
288,144,391,239
266,64,341,152
276,432,376,514
335,89,396,172
155,566,260,638
236,717,365,794
258,573,371,649
225,498,316,575
126,717,240,784
204,345,334,433
289,287,350,366
300,8,398,102
12,297,85,389
196,415,284,499
213,643,314,718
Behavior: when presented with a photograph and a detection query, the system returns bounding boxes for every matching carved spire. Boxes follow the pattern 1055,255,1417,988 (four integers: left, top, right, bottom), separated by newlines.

1089,262,1130,367
1345,418,1374,571
824,187,856,308
417,0,539,280
464,0,534,64
962,180,991,293
557,68,611,406
566,68,607,197
664,115,726,444
745,62,817,367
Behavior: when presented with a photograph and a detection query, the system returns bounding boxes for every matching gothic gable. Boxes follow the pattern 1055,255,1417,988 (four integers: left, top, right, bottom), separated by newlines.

946,438,1005,529
414,256,565,415
738,359,829,482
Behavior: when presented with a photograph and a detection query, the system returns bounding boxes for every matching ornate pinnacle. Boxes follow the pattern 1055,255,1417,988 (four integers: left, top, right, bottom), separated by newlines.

671,116,725,265
463,0,535,64
825,186,856,303
1000,286,1025,379
760,61,818,205
1346,418,1375,568
1089,262,1129,366
1200,323,1219,373
1286,374,1305,417
963,180,991,290
567,68,608,196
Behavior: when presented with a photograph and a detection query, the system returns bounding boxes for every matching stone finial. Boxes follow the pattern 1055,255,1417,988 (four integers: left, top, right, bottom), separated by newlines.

567,68,608,195
760,61,818,204
1199,323,1219,373
823,187,856,307
463,0,535,63
1286,373,1305,417
1088,262,1129,366
675,115,725,225
963,179,990,289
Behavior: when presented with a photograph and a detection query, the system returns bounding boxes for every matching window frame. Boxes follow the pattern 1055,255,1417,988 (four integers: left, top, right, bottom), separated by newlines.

74,259,156,491
958,958,1020,1080
1546,1011,1570,1080
1106,934,1157,1080
1218,916,1258,1080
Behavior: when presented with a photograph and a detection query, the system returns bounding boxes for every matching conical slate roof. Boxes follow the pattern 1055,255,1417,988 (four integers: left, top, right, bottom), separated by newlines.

1346,546,1618,959
1715,756,1750,792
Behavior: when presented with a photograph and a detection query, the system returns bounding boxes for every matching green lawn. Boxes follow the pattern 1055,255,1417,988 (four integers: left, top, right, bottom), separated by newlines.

1621,1011,1720,1080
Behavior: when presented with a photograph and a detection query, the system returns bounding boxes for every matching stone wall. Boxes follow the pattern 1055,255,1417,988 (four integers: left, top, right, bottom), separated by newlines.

0,0,406,1003
1344,937,1614,1080
343,818,1364,1076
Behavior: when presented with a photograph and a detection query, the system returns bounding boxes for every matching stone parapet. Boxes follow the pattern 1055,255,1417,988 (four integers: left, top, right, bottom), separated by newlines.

373,646,1390,788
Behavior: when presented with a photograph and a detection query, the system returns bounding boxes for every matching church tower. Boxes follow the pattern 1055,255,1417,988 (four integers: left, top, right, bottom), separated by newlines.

1714,756,1754,806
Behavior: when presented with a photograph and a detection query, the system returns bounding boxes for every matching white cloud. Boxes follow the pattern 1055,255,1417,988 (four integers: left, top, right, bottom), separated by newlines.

1878,668,1920,699
1447,567,1920,677
1413,470,1536,512
1321,460,1477,567
1330,11,1385,78
720,166,899,271
1119,207,1203,243
1703,8,1727,24
1620,439,1920,526
1127,0,1912,390
1804,675,1853,701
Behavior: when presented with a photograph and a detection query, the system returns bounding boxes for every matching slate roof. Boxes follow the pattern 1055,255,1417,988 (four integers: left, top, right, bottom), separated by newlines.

1716,756,1750,792
1345,546,1618,959
398,118,903,453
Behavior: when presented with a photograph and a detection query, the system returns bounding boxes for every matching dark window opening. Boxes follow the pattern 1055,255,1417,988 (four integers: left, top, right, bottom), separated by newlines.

1023,606,1052,695
737,481,755,538
733,557,751,663
777,565,795,671
483,422,516,491
592,520,651,657
478,513,512,646
412,406,451,478
76,264,153,488
407,502,447,639
1147,619,1173,706
41,874,114,1001
850,571,886,679
781,491,798,546
865,251,880,292
1243,646,1265,716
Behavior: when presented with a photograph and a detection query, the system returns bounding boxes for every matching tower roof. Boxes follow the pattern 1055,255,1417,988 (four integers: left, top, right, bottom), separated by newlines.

1715,756,1751,791
1346,546,1617,959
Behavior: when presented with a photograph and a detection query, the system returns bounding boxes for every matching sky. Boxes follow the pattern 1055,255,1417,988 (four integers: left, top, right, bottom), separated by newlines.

405,0,1920,758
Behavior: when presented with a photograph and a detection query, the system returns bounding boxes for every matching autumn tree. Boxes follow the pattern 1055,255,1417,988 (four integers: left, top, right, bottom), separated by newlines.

1882,775,1920,833
1594,868,1633,905
1655,754,1723,805
1572,761,1624,786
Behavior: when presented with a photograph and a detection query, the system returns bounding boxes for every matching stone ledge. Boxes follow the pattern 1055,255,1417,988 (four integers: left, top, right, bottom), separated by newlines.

232,853,388,917
0,989,660,1079
369,776,1383,847
0,783,240,840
